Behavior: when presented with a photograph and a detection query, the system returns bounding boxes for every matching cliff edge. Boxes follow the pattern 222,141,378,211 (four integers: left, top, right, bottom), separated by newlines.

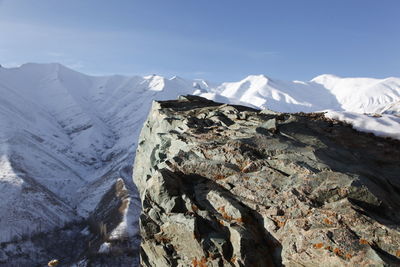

133,95,400,266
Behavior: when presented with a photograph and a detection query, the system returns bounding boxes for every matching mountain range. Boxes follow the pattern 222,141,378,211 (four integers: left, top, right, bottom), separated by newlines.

0,63,399,264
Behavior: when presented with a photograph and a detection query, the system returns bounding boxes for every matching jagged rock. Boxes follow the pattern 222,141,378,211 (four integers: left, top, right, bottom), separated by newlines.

133,95,400,266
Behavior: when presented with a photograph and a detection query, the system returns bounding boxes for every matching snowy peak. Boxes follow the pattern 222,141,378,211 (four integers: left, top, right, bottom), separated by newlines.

225,74,272,89
217,74,270,100
6,62,84,84
310,74,341,84
142,74,167,91
242,74,271,82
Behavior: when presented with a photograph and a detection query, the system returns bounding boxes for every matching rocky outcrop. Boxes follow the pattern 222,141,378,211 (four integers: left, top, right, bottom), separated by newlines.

133,95,400,266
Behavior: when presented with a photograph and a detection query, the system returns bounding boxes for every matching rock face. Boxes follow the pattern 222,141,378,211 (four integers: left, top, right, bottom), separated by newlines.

133,95,400,266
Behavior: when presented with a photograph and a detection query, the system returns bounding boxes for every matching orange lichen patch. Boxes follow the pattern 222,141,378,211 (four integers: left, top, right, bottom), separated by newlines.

191,204,199,212
345,253,353,260
276,220,286,228
326,211,337,217
359,239,369,245
230,256,237,263
324,245,332,251
214,174,226,180
323,218,334,225
235,217,244,223
396,250,400,257
313,243,324,249
218,206,233,221
217,206,242,222
155,234,171,244
192,257,207,267
333,248,343,256
222,213,234,221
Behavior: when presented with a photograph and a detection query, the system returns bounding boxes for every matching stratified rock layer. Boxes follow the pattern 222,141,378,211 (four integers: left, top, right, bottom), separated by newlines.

133,95,400,266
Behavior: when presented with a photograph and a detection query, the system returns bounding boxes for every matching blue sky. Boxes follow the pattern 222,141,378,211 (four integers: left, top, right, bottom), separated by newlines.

0,0,399,81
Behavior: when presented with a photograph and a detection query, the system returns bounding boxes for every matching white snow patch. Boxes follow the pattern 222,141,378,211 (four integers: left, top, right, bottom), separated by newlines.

325,111,400,140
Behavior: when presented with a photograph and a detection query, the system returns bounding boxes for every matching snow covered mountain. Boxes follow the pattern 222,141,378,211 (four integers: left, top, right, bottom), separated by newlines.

0,63,219,265
202,73,400,114
0,63,215,242
0,62,399,264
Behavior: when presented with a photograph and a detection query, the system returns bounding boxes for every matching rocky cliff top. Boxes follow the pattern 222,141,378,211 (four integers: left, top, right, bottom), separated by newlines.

133,95,400,266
